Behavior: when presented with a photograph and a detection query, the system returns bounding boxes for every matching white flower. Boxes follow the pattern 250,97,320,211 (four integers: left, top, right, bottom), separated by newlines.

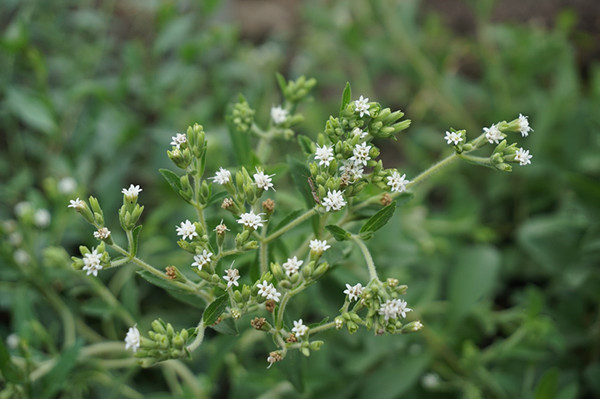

15,202,32,216
352,127,368,139
322,189,346,212
14,249,30,265
170,133,187,149
340,160,364,182
83,249,103,277
343,283,364,301
378,298,412,321
93,227,111,240
422,373,441,390
238,210,266,230
223,267,240,288
514,147,533,166
444,131,463,146
483,124,503,144
282,256,303,276
192,249,213,269
6,334,19,349
210,167,231,185
314,144,334,167
33,209,51,228
253,168,275,191
68,198,85,209
124,325,141,353
256,280,281,302
386,170,409,193
335,318,343,329
350,142,372,166
58,177,77,194
122,184,142,199
354,96,370,117
176,220,198,240
518,114,533,137
309,239,330,253
271,106,288,124
291,319,309,337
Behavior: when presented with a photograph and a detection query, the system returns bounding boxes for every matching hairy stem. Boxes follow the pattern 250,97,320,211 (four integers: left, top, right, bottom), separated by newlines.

351,235,378,281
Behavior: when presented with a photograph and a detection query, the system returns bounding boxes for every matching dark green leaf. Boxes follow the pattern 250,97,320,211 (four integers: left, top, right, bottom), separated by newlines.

534,368,559,399
203,293,229,326
359,202,396,239
297,134,314,156
288,156,314,208
159,168,182,194
131,225,142,256
340,82,352,114
40,341,82,399
276,72,287,96
325,225,351,241
210,317,238,335
0,339,24,384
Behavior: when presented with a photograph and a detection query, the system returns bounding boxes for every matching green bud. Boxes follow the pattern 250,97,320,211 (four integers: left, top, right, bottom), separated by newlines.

243,240,258,250
172,334,184,348
312,262,329,279
199,180,210,204
71,257,84,270
346,321,359,334
279,280,292,289
270,262,285,280
166,323,175,339
242,285,251,301
302,261,315,279
309,340,324,351
152,320,166,334
401,321,424,333
233,290,243,303
211,274,220,284
301,347,310,357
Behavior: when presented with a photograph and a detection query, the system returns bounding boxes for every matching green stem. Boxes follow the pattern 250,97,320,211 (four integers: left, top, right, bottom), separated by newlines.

186,320,206,352
309,321,337,334
275,284,305,330
259,224,269,275
264,207,318,244
351,235,378,281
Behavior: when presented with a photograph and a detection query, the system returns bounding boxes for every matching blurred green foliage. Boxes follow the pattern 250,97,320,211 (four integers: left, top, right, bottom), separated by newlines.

1,0,599,398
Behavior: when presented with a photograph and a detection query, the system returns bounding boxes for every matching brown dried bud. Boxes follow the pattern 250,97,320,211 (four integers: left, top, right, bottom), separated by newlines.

265,299,276,313
380,193,392,206
221,198,234,209
286,333,297,343
339,173,350,189
165,266,177,280
267,351,282,367
262,198,275,214
251,317,266,330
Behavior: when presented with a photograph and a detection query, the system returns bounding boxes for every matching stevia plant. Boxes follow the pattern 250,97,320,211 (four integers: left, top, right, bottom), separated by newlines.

67,76,533,368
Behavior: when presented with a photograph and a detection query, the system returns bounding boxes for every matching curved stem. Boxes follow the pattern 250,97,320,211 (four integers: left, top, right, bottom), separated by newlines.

186,320,206,352
351,235,378,281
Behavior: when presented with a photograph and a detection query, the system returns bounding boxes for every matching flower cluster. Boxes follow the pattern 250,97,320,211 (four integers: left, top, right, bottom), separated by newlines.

378,298,412,322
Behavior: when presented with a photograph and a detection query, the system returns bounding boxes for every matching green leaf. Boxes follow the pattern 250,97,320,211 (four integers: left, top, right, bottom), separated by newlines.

203,293,229,326
448,245,501,320
325,225,351,241
534,368,559,399
297,134,314,156
0,339,24,384
159,168,182,193
226,117,252,168
6,88,57,134
359,202,396,240
131,225,142,256
340,82,352,114
288,156,314,208
40,341,82,399
137,271,205,309
276,72,287,96
210,317,238,335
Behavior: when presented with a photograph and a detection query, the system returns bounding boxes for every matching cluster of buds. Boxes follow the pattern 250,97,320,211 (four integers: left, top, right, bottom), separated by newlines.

71,241,111,277
119,186,144,231
131,319,192,367
228,95,255,133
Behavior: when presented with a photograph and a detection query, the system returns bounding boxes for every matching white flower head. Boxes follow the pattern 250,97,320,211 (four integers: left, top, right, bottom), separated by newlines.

309,239,330,253
483,124,504,144
214,220,230,235
170,133,187,149
514,147,533,166
340,160,364,183
176,220,198,240
256,280,281,302
58,177,77,194
253,168,275,191
83,249,103,277
210,167,231,185
386,170,409,193
282,256,303,276
352,127,368,139
378,298,412,321
15,202,32,217
124,325,141,353
444,131,463,146
68,198,85,210
271,106,288,125
122,184,142,200
518,114,533,137
314,144,334,167
192,249,213,269
33,209,51,228
93,227,111,240
393,298,412,318
343,283,364,301
322,189,346,212
350,142,372,166
223,267,240,288
14,249,30,265
238,210,266,230
291,319,309,337
354,96,370,117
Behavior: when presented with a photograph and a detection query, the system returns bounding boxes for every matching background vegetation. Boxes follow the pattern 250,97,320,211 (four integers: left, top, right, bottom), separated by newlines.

1,0,599,397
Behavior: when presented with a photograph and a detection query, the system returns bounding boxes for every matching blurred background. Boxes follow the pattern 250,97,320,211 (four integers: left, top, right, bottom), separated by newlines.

1,0,599,398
